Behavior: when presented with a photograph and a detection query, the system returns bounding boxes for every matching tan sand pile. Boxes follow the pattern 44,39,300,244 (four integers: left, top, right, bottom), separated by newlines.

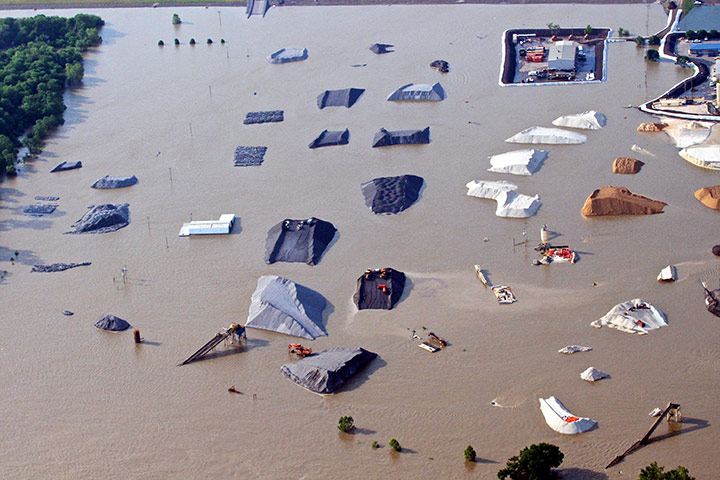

581,186,667,216
694,186,720,210
612,157,644,174
637,122,667,132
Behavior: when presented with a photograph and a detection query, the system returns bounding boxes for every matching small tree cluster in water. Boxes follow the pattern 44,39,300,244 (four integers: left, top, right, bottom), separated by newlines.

0,14,104,176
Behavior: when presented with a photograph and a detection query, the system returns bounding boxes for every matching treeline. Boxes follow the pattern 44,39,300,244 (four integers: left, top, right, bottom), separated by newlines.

0,14,104,175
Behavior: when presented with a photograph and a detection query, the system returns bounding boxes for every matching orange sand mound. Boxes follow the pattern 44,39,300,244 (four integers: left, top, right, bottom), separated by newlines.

582,186,667,216
694,186,720,210
612,157,644,174
637,122,668,132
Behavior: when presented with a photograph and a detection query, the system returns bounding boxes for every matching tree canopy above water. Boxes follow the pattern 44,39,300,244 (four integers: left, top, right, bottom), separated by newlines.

0,13,104,175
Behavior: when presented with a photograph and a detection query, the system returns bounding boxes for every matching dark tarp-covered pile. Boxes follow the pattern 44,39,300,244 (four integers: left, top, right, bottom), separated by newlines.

267,47,308,63
244,110,284,124
91,175,138,189
353,267,406,310
308,129,349,148
67,203,130,234
361,174,423,215
246,275,327,340
372,127,430,147
370,43,393,54
386,82,446,101
234,146,267,166
703,282,720,317
94,314,132,331
51,161,82,173
264,217,337,265
316,88,365,109
280,346,377,394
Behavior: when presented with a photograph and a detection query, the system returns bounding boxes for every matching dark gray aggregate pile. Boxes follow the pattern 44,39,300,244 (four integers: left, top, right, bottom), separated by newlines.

353,267,406,310
94,314,132,331
24,203,58,216
280,346,377,394
361,174,423,215
67,203,130,234
51,161,82,172
91,175,138,189
264,217,337,266
244,110,284,124
32,262,92,272
234,146,267,166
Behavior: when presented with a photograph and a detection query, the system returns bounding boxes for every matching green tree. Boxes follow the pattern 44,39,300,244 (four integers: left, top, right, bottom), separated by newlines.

584,25,593,35
637,462,695,480
337,416,354,433
206,38,213,44
65,61,83,86
158,40,164,46
546,23,560,36
697,29,708,39
174,38,180,45
635,36,646,46
648,34,661,46
497,443,563,480
646,49,660,61
675,55,690,65
682,0,695,12
172,13,181,25
389,438,401,452
686,30,697,40
189,38,196,45
464,445,477,462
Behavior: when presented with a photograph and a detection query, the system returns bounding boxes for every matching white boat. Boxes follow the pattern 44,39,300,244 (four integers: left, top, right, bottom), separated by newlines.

418,342,440,353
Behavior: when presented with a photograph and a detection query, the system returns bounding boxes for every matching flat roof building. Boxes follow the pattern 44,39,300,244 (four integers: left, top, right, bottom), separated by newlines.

689,43,720,56
178,214,235,236
548,41,576,71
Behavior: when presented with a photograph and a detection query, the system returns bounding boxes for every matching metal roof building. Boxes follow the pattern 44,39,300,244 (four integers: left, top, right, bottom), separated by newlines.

548,41,576,71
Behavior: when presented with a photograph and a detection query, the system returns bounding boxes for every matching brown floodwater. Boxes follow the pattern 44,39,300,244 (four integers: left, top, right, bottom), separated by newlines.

1,4,718,479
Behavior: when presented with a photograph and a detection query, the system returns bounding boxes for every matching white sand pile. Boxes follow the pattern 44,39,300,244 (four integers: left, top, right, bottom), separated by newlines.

552,110,606,130
580,367,609,382
680,145,720,170
663,119,712,148
487,149,548,176
558,345,593,354
505,126,586,144
590,299,666,335
465,180,541,218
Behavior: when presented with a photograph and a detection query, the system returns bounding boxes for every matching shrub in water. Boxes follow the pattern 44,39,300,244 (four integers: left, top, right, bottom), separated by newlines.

337,416,354,433
464,445,476,462
389,438,401,452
